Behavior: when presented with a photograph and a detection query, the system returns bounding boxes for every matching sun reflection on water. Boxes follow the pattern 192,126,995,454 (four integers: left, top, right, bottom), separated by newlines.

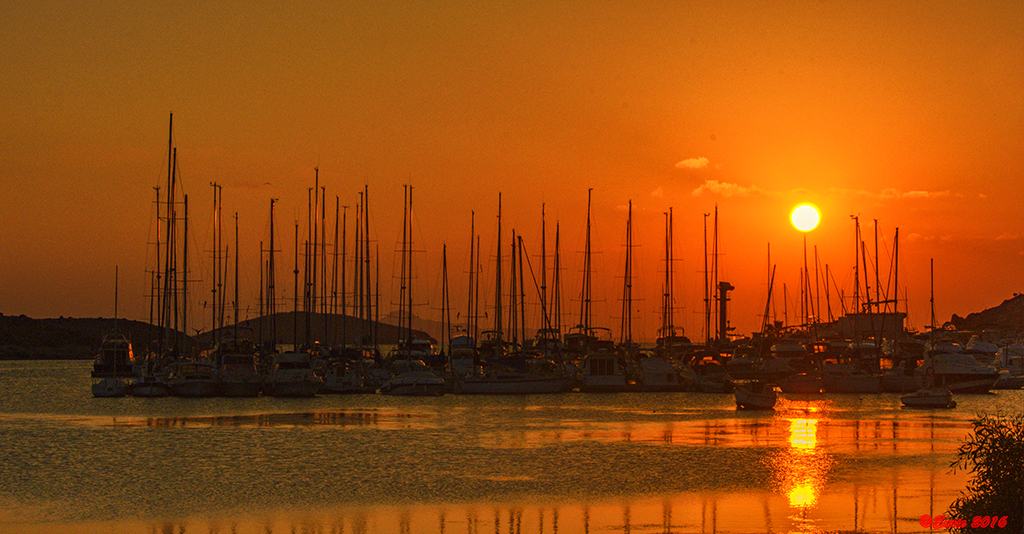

770,414,836,513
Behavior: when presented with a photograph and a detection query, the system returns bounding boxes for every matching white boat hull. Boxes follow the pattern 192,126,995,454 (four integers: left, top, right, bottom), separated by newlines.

901,389,956,408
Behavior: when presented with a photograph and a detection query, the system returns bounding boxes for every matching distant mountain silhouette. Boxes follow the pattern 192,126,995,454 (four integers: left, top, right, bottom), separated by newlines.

0,311,433,360
197,311,435,348
949,294,1024,333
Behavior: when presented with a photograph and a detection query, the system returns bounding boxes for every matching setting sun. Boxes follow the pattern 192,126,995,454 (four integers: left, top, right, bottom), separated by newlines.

791,204,820,232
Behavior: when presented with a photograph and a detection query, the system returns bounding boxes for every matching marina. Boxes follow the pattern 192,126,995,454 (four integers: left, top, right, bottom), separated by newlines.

4,2,1022,533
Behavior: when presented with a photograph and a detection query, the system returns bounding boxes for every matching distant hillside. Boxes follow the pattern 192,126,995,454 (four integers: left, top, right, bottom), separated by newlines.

0,314,164,360
196,311,435,347
949,294,1024,333
0,312,434,360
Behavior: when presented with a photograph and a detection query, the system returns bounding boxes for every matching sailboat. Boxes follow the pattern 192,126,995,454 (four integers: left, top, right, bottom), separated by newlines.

575,190,629,393
381,185,446,396
455,195,572,394
265,208,322,397
91,268,136,397
216,212,261,397
654,207,692,361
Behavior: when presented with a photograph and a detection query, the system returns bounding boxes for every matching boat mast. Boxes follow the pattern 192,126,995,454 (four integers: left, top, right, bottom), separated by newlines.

399,185,408,352
509,230,518,349
365,185,374,348
852,215,860,314
182,193,188,350
540,203,548,335
474,233,481,342
210,182,219,350
234,212,239,343
703,212,709,346
340,203,347,349
661,208,675,340
355,192,363,341
293,220,299,349
620,200,633,345
518,234,526,357
494,193,503,340
466,210,475,341
407,186,414,354
269,198,277,350
553,222,562,342
442,244,449,357
152,187,160,340
331,196,339,346
579,188,593,336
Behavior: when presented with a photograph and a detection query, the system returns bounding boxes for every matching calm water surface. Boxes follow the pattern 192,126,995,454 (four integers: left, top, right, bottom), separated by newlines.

1,360,1021,533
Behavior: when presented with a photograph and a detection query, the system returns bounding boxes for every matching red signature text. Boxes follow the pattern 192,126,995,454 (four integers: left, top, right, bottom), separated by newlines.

919,514,1008,530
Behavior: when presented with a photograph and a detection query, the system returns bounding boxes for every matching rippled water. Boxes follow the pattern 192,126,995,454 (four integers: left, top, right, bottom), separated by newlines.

1,360,1021,533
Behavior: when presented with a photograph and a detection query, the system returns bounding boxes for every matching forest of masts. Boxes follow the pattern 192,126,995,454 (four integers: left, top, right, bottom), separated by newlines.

146,116,908,357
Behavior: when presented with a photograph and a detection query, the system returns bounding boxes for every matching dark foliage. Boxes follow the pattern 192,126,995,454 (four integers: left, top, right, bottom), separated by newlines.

948,412,1024,533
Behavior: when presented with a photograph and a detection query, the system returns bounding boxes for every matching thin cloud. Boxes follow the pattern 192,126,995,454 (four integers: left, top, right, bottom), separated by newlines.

828,187,952,200
651,187,665,198
996,233,1020,241
691,180,772,198
676,157,710,170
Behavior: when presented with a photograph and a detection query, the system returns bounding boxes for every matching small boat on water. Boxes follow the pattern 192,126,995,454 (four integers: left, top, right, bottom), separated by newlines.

901,388,956,409
91,333,136,398
734,381,777,410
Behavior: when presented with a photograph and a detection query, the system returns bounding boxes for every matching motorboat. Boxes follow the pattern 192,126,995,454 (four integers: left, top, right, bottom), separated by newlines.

264,351,323,397
901,388,956,409
734,381,777,410
689,358,733,393
215,336,262,397
91,333,136,398
379,359,446,396
760,341,816,381
914,350,1000,394
993,344,1024,389
166,360,220,397
579,349,631,392
636,356,686,392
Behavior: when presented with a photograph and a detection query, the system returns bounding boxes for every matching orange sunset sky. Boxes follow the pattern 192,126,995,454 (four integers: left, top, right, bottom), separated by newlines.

2,1,1022,341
